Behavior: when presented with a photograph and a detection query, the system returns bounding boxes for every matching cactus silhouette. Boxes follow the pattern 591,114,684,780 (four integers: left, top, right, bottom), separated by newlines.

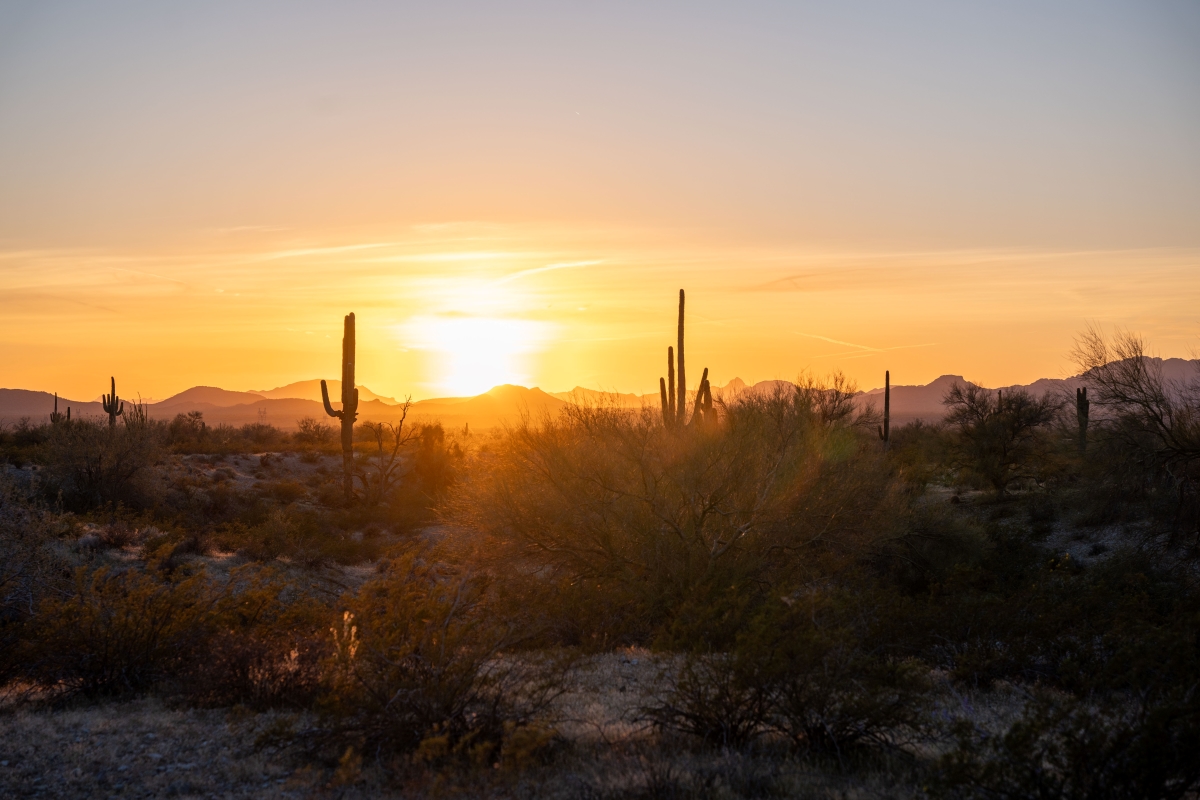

102,377,124,427
676,290,686,425
666,346,676,424
691,367,709,425
1076,386,1089,454
50,392,70,425
878,371,890,445
657,290,711,428
322,313,360,502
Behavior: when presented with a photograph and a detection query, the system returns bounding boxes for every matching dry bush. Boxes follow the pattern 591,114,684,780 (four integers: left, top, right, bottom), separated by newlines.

317,550,569,766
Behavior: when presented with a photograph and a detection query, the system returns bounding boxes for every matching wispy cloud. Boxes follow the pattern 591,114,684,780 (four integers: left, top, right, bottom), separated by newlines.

496,260,603,284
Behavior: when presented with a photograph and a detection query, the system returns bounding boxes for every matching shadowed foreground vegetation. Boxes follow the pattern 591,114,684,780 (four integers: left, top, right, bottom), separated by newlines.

2,330,1200,798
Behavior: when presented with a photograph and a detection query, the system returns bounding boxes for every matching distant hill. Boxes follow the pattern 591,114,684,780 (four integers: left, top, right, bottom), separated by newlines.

157,386,266,408
251,380,398,404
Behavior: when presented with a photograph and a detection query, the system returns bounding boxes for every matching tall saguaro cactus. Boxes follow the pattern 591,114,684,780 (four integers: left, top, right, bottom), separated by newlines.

676,289,686,425
1076,386,1090,454
321,313,360,502
102,377,124,427
878,371,890,445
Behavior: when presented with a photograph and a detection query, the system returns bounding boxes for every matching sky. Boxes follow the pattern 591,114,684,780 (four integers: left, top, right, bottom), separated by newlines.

1,1,1198,400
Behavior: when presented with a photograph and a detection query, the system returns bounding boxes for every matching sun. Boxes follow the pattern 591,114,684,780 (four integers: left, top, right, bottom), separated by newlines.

401,315,552,396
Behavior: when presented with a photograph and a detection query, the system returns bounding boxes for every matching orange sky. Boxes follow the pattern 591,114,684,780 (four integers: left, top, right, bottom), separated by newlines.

1,3,1198,401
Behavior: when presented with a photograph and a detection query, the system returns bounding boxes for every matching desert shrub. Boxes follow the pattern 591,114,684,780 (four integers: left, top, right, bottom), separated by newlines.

937,686,1200,800
747,588,930,754
450,384,899,647
216,507,374,567
649,584,930,754
295,416,335,448
0,418,50,467
166,411,208,453
887,419,950,490
317,551,567,764
264,479,307,505
0,476,72,684
19,563,219,698
645,654,772,748
39,416,162,511
180,567,330,709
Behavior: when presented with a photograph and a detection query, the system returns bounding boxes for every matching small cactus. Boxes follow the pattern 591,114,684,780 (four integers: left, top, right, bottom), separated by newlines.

50,392,69,425
1076,386,1089,454
102,377,124,427
878,371,890,445
322,313,360,501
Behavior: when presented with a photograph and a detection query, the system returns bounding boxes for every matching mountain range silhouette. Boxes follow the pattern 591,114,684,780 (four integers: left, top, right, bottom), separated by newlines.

4,358,1197,431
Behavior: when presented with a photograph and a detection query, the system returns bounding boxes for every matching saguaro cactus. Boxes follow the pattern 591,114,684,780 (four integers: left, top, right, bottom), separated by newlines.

102,377,124,427
321,313,360,502
878,371,890,445
676,290,686,425
1076,386,1089,454
658,290,708,428
50,392,70,425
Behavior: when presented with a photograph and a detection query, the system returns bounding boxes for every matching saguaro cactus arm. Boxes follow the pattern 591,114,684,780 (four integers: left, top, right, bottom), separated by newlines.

691,367,709,425
321,380,344,419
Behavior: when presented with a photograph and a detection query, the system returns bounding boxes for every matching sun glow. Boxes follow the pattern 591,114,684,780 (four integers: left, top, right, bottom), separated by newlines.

400,315,553,397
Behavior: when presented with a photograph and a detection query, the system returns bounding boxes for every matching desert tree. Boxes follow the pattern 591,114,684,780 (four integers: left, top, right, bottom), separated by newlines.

1071,325,1200,520
943,382,1061,498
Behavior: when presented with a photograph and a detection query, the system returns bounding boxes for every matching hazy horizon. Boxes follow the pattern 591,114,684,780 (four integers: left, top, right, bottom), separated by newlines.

3,2,1198,400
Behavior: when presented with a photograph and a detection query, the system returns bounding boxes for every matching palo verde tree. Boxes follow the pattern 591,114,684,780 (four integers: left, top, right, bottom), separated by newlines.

943,382,1061,498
